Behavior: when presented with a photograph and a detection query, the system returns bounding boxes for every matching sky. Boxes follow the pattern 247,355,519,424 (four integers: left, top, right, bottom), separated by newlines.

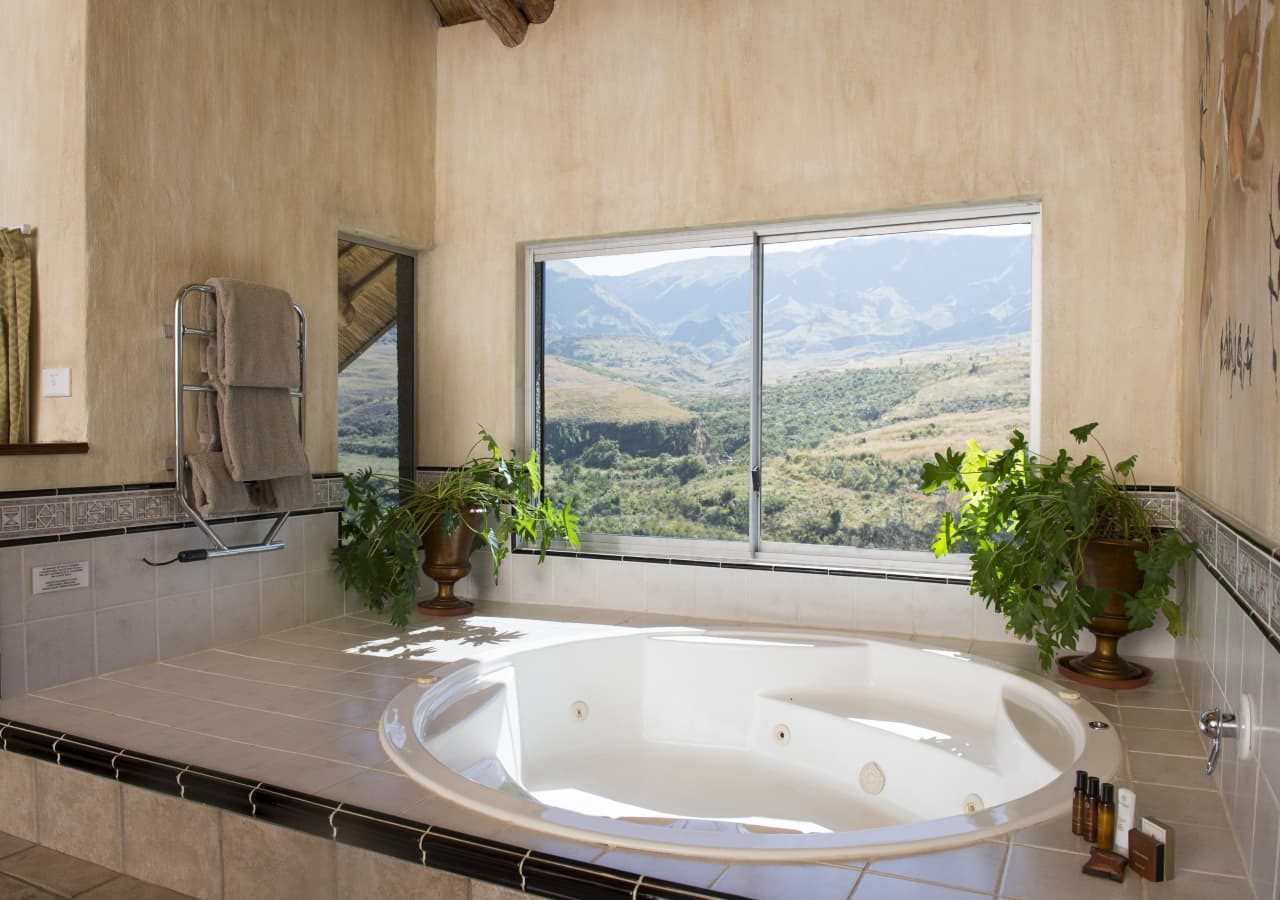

569,224,1030,277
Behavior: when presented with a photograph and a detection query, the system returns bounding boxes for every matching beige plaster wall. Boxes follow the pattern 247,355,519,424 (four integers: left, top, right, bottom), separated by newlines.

1181,0,1280,544
427,0,1189,480
0,0,89,468
9,0,436,491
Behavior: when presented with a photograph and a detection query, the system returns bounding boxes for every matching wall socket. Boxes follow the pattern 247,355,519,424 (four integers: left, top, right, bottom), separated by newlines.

41,368,71,397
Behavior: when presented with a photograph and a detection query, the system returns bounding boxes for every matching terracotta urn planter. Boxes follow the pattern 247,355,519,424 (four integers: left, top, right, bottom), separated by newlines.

1057,537,1152,688
417,509,485,617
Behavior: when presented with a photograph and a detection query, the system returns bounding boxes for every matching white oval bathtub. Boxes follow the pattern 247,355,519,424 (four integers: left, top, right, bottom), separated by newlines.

380,627,1121,860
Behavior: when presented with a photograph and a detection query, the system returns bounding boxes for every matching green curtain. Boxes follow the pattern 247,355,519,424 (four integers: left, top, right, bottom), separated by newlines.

0,229,32,443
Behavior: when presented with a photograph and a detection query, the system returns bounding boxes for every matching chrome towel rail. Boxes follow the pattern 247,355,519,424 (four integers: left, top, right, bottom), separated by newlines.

170,282,307,560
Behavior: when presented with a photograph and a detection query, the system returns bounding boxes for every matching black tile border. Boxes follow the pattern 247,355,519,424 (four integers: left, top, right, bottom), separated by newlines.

0,718,742,900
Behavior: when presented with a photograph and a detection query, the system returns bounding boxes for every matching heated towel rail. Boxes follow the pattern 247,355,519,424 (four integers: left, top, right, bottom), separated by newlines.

170,282,307,560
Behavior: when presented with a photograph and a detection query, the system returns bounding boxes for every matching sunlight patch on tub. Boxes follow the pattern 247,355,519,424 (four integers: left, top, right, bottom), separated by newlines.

654,635,818,648
529,788,832,835
848,717,952,743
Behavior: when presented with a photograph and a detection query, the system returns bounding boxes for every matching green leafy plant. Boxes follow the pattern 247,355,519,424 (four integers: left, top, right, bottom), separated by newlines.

332,428,580,628
920,422,1195,670
332,469,422,629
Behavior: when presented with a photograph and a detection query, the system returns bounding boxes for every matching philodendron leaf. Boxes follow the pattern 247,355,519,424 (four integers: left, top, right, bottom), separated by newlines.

1069,422,1099,443
1115,455,1138,477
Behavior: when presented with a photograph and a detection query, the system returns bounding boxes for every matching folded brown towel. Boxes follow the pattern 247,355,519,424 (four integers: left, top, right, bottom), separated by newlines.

214,381,310,482
187,451,257,517
196,381,220,450
250,474,315,512
205,278,299,388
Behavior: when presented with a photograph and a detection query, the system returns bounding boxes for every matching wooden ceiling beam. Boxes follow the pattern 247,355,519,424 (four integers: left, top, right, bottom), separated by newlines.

515,0,554,25
469,0,528,48
430,0,480,26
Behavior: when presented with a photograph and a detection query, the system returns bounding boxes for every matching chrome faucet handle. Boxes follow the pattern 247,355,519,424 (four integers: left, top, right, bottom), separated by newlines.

1199,707,1238,775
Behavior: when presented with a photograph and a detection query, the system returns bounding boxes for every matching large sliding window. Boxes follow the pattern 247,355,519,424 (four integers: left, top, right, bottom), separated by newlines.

526,203,1039,562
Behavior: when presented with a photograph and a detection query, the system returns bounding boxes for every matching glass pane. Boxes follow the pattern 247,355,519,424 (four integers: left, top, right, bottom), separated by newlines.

542,245,751,539
760,224,1033,551
337,242,401,479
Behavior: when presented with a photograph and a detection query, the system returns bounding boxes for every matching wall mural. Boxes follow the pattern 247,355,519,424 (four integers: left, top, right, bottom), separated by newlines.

1189,0,1279,538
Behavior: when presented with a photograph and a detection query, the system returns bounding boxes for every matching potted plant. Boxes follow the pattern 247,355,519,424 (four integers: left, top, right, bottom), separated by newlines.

333,428,580,627
919,422,1195,686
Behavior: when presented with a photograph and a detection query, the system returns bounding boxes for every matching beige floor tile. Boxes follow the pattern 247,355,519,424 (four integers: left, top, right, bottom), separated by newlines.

853,872,988,897
999,846,1140,899
711,862,863,899
1113,687,1190,709
1140,869,1254,899
467,883,525,900
869,841,1007,894
215,638,363,671
1170,822,1248,876
1128,751,1218,789
324,770,432,820
1114,725,1207,758
78,875,194,900
1132,782,1231,828
0,872,59,900
1012,816,1093,854
1117,707,1199,731
0,833,32,860
0,845,118,897
235,748,366,795
306,696,385,729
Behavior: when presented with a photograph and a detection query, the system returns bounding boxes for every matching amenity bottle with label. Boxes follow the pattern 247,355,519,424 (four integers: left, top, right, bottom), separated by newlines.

1071,770,1088,836
1096,783,1116,851
1083,776,1100,842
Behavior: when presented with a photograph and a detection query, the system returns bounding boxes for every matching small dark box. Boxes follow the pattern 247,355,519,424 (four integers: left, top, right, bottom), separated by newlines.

1081,847,1127,882
1128,828,1166,882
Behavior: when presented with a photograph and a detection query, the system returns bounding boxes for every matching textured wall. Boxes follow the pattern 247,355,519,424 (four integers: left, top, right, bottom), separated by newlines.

1182,0,1280,544
0,0,89,465
427,0,1188,476
8,0,437,491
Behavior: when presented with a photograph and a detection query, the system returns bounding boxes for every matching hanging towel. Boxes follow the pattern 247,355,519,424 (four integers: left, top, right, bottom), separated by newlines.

213,382,309,481
196,380,220,450
204,278,299,388
188,451,257,517
201,278,311,483
250,474,314,512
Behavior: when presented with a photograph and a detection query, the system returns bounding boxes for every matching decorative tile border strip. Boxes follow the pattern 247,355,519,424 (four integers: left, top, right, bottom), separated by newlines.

0,718,737,900
1177,488,1280,652
0,475,346,548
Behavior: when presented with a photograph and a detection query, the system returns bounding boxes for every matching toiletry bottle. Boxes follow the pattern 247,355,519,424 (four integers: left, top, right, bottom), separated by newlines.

1096,783,1116,851
1071,770,1088,836
1115,787,1136,855
1083,776,1100,842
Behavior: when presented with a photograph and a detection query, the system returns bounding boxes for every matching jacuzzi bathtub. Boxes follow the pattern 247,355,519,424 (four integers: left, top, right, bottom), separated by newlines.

380,627,1121,860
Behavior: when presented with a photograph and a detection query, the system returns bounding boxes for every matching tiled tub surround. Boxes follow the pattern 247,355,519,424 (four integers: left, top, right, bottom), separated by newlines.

0,509,345,697
0,606,1253,899
1173,489,1280,900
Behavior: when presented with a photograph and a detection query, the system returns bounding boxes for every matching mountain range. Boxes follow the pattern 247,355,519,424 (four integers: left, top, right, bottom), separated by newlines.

544,232,1031,364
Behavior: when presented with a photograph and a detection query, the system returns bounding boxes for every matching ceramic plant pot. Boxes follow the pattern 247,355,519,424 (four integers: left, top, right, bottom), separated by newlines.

1057,537,1152,689
417,508,485,617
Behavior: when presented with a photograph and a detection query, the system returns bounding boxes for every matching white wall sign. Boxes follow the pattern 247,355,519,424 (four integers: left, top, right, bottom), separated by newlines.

32,561,90,594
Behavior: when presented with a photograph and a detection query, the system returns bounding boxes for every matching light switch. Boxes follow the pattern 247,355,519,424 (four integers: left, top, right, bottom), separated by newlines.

41,368,71,397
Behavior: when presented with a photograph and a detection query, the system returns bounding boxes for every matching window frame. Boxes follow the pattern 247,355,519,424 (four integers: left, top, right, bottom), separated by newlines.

520,201,1042,570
